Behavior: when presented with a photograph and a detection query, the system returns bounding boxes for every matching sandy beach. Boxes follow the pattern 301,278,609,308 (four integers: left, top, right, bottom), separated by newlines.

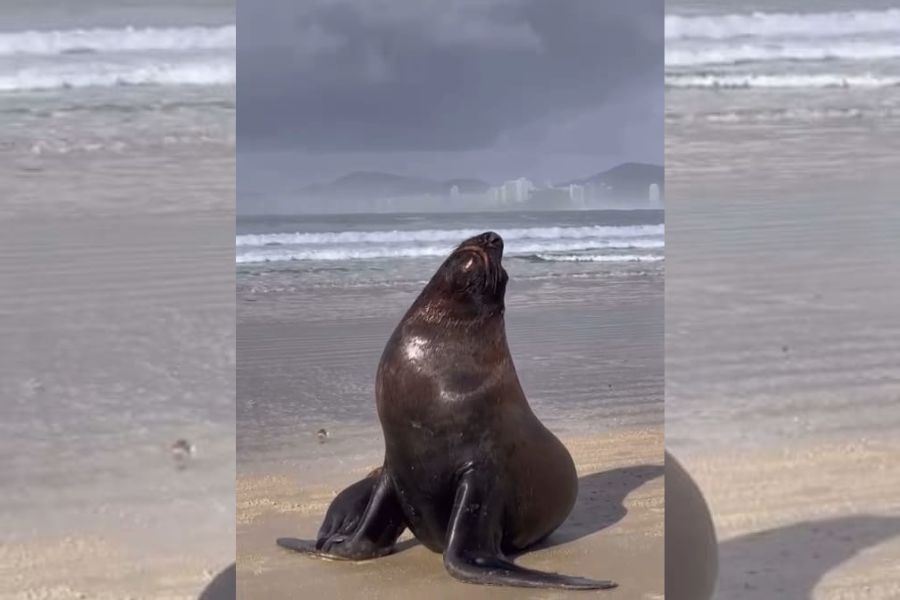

0,2,235,596
235,211,664,598
0,536,221,600
237,428,663,599
666,2,900,594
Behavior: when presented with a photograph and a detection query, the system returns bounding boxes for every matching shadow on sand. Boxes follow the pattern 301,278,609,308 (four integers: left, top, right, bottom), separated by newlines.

537,464,664,550
716,515,900,599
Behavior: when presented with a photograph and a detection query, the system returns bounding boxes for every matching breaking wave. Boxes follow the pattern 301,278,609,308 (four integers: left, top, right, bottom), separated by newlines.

236,224,665,264
236,240,664,264
0,59,235,92
526,254,665,263
0,25,235,56
667,39,900,67
236,225,664,248
665,73,900,89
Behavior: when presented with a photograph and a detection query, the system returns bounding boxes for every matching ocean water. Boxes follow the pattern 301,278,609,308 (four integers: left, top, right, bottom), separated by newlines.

666,3,900,163
237,210,664,472
667,5,900,89
1,1,235,217
665,0,900,451
237,210,664,287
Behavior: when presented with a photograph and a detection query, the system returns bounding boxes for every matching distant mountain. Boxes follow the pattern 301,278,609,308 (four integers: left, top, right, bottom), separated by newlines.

566,162,663,202
303,171,490,199
295,164,662,213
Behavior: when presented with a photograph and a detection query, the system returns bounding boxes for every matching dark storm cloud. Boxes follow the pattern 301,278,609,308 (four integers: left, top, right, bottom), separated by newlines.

238,0,662,154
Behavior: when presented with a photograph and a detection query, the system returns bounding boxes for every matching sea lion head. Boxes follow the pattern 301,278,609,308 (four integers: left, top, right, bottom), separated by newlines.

416,231,508,322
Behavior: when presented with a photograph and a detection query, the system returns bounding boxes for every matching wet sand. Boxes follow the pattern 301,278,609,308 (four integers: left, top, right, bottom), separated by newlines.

237,269,664,473
0,213,235,600
237,428,663,599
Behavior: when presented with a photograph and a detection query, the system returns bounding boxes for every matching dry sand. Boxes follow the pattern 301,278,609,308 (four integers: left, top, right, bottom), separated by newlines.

237,427,663,599
0,537,218,600
680,440,900,599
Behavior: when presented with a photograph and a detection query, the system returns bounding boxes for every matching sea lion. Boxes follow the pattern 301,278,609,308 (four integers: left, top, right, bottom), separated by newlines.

277,231,615,589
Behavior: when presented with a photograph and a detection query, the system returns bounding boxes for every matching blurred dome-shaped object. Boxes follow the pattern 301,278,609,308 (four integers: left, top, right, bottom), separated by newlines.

198,563,235,599
665,451,718,600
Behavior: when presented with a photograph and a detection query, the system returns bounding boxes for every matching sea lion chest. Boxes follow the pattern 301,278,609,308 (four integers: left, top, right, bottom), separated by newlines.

375,321,515,549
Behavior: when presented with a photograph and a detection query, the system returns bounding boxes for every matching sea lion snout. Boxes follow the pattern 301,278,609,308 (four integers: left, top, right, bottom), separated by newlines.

456,231,504,260
479,231,503,250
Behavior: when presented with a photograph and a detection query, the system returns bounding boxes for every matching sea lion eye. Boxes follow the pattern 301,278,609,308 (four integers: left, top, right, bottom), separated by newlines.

463,257,475,271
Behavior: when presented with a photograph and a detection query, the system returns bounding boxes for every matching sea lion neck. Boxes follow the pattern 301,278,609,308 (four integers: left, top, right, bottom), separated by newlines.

405,294,505,330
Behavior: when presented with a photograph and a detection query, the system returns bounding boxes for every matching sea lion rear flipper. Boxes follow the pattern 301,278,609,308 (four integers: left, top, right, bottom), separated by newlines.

277,468,405,561
443,468,617,590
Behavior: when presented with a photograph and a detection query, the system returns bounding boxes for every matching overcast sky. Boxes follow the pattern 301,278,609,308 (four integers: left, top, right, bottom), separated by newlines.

238,0,663,200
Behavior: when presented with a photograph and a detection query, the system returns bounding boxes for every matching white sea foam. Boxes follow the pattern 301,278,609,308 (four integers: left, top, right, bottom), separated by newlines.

236,225,664,248
667,40,900,67
236,238,664,264
530,254,665,263
665,73,900,89
0,25,235,56
666,9,900,40
667,106,900,123
0,59,235,92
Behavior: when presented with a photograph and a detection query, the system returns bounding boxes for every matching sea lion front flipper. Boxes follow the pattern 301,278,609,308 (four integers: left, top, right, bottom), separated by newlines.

315,469,382,544
276,537,377,562
277,468,406,561
443,468,617,590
